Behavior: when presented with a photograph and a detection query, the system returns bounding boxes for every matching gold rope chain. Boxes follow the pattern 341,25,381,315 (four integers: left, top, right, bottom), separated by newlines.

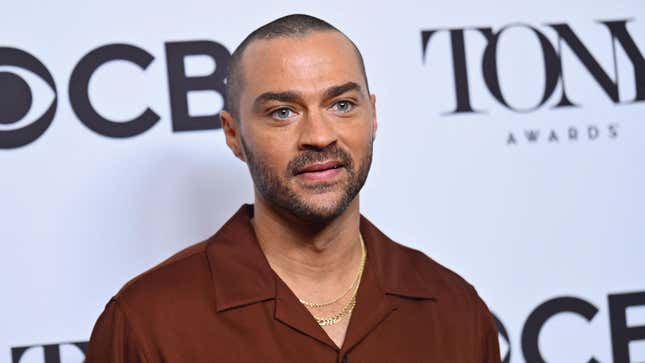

314,295,357,326
299,234,366,308
313,264,363,326
308,235,367,326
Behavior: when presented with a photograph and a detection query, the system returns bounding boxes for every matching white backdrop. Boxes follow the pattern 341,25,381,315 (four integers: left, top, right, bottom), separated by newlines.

1,1,644,362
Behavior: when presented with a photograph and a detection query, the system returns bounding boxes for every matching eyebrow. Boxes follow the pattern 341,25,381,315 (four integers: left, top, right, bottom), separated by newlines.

253,91,302,112
323,81,362,100
252,82,363,112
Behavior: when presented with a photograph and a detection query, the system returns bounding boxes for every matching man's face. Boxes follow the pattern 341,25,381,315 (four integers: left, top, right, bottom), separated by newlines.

224,31,377,222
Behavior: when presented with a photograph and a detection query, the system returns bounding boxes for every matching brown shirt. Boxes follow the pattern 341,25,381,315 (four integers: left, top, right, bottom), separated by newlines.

86,204,501,362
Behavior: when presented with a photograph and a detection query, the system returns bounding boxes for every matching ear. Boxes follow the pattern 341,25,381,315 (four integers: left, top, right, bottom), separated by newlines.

220,110,246,162
369,94,378,141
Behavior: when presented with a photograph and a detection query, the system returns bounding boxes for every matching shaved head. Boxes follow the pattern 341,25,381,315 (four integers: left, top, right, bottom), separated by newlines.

225,14,370,120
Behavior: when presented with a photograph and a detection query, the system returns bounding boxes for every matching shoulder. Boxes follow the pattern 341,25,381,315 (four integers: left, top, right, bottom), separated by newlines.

362,216,482,303
383,237,498,338
387,238,481,300
363,216,501,361
112,240,213,312
87,240,215,360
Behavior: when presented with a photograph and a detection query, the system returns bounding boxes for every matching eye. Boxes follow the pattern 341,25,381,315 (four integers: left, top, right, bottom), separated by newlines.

270,107,296,120
0,47,57,149
331,100,354,113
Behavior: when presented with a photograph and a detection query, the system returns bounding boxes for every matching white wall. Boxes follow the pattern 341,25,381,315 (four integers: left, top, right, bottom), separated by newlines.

1,1,644,362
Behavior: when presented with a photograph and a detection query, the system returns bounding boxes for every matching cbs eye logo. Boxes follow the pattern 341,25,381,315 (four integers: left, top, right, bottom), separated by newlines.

0,47,57,149
1,41,230,149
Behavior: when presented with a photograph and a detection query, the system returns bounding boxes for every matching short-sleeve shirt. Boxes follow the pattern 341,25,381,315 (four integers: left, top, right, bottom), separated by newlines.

86,204,501,362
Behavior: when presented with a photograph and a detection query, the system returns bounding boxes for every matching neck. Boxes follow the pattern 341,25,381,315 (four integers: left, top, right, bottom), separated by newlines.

251,194,363,298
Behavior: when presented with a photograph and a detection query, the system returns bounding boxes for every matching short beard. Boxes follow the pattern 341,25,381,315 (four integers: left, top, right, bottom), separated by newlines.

241,137,372,223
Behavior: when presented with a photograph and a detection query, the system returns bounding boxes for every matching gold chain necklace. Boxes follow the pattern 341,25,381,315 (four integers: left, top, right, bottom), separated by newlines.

299,234,366,308
305,235,367,326
314,295,357,326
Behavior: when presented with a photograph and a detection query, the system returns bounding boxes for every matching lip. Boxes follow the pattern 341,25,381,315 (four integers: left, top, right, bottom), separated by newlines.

296,160,345,182
296,160,344,174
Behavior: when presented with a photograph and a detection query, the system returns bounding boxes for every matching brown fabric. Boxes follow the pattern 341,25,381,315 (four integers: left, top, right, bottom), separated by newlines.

86,204,501,362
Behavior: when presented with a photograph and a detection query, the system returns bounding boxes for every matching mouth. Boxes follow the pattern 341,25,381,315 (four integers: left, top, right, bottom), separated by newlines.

295,160,345,182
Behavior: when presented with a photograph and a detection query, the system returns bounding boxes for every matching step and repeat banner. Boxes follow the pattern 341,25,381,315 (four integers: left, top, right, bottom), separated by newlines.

1,0,644,362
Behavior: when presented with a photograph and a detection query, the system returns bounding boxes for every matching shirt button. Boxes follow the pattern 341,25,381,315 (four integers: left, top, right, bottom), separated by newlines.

341,357,348,363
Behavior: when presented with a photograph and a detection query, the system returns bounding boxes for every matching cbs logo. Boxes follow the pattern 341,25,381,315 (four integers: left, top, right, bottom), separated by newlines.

0,47,57,149
492,291,645,363
0,41,230,149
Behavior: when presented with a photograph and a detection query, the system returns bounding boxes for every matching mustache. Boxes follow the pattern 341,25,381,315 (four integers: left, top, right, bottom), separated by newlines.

287,145,353,176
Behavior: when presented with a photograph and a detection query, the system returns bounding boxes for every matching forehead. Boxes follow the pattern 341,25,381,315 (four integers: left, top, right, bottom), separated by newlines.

239,31,366,99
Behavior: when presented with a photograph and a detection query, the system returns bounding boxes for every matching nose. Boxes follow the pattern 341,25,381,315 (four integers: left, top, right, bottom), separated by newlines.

297,109,337,151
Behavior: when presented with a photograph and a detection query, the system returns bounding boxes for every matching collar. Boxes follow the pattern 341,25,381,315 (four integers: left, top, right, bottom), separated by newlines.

206,204,440,313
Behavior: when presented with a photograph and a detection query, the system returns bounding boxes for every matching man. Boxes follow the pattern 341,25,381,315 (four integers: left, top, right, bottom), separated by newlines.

86,14,501,362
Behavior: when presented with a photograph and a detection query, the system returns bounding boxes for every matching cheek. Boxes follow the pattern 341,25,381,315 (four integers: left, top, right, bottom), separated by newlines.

340,124,373,154
246,132,294,172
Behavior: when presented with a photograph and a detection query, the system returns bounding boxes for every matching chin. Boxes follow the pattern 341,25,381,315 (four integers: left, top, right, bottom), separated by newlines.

287,193,353,223
292,206,344,224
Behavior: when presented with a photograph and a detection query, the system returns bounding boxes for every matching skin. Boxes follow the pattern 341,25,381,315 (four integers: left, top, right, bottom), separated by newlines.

220,30,377,348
